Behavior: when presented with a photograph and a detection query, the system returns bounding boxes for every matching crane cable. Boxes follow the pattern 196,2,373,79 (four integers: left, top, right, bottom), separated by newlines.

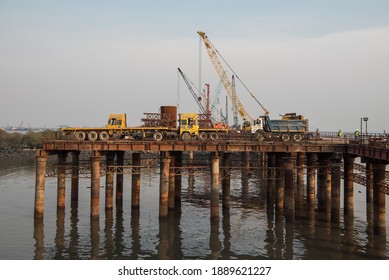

207,39,269,116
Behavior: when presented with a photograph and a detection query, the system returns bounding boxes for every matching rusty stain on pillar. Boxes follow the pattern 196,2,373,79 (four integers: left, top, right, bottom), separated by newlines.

116,151,124,208
71,151,80,207
306,153,317,205
159,152,170,218
283,157,295,220
373,161,387,235
343,154,355,217
57,152,67,210
211,152,220,220
174,152,182,207
131,153,141,209
331,157,341,223
222,152,231,209
34,150,47,220
91,151,101,218
168,153,175,209
105,152,115,210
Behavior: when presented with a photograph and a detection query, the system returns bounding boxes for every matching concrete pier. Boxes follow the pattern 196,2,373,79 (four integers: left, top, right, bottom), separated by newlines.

71,151,80,207
331,157,342,223
306,153,317,205
57,152,67,211
90,151,101,218
116,151,124,208
34,152,47,219
131,153,141,209
343,155,355,217
159,152,170,218
283,157,295,220
373,161,387,235
105,152,115,210
211,152,220,220
222,152,231,209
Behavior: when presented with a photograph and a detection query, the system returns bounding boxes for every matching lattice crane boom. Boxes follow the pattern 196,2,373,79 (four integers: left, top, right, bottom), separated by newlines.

198,31,254,122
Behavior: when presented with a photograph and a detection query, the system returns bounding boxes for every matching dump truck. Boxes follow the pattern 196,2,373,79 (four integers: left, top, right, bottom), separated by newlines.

61,108,229,142
248,113,310,141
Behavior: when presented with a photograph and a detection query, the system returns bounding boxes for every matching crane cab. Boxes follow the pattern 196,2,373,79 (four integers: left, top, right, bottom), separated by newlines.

106,113,127,129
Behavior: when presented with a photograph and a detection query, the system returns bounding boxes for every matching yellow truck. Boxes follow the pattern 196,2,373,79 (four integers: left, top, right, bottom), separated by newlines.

61,112,229,141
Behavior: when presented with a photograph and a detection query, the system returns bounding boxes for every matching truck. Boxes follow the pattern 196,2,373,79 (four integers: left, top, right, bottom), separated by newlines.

247,113,310,141
61,108,229,142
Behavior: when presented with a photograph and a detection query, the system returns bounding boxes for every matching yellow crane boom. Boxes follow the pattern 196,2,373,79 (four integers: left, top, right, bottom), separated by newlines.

198,31,269,123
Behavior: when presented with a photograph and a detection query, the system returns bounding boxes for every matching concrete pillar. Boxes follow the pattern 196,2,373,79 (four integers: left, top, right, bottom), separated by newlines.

71,151,80,207
365,162,374,235
317,154,331,217
188,151,194,197
306,153,317,205
131,153,141,209
174,152,182,207
116,151,124,208
296,153,305,187
34,151,47,219
211,152,220,220
283,157,295,221
57,152,67,210
267,153,276,211
168,154,175,210
241,151,250,193
105,152,115,210
373,162,386,235
331,157,341,223
159,152,170,218
343,155,355,217
222,152,232,209
91,151,101,218
275,153,284,212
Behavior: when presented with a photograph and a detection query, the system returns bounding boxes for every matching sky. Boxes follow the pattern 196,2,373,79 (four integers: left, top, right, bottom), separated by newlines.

1,0,388,132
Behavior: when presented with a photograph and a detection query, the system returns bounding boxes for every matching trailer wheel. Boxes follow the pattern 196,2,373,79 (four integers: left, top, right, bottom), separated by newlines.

293,134,302,142
199,132,207,140
99,131,109,141
281,134,290,142
112,132,121,139
74,131,86,141
209,132,218,140
153,131,163,142
181,132,192,141
88,131,98,141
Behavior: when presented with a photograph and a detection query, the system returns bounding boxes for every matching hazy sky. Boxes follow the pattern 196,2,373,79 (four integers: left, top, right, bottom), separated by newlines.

1,0,388,132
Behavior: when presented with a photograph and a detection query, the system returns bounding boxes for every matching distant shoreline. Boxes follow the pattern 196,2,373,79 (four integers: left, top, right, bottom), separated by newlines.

0,149,37,160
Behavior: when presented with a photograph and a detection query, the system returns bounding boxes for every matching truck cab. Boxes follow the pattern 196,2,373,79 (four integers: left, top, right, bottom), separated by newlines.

179,113,199,140
250,117,265,134
106,113,127,129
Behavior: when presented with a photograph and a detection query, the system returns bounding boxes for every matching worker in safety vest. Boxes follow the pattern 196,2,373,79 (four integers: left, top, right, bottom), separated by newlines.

354,129,360,140
338,129,343,138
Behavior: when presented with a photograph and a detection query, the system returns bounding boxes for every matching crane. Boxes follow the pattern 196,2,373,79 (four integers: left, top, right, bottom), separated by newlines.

198,31,269,125
177,67,207,114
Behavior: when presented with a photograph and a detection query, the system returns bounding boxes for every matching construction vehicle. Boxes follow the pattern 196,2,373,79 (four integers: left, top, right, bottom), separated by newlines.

198,31,310,141
61,107,229,142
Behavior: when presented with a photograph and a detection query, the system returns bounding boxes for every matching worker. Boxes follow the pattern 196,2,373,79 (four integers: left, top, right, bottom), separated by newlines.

338,129,343,138
354,129,360,140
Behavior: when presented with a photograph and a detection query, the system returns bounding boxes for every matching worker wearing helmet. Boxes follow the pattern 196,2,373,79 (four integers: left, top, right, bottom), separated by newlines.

354,129,360,140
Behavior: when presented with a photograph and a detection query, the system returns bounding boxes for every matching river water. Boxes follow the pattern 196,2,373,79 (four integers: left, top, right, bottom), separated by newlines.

0,157,388,260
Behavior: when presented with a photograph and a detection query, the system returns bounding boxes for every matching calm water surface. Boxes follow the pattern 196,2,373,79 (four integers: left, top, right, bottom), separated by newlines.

0,158,388,260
